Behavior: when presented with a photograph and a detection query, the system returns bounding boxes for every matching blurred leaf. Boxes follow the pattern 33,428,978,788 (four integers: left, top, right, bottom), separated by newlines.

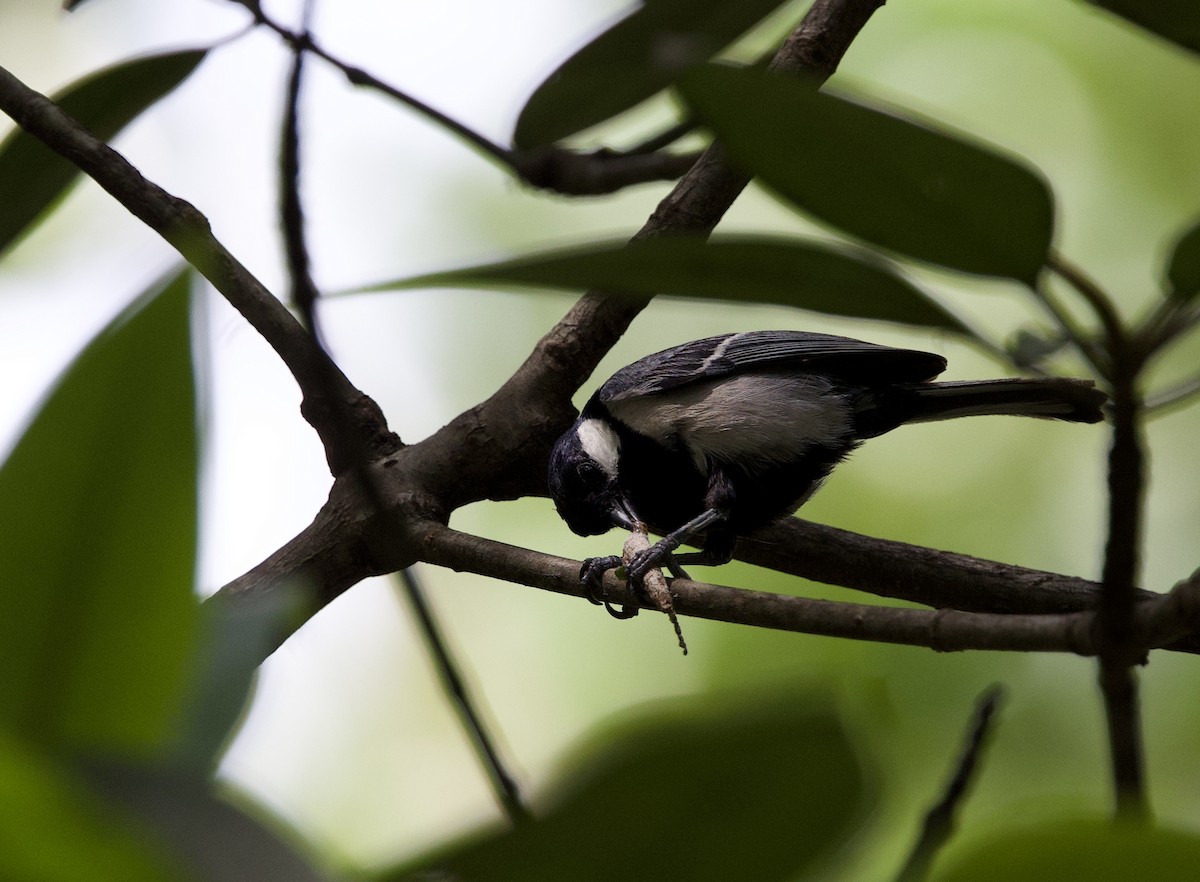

391,694,869,881
1085,1,1200,55
84,761,335,882
1006,327,1069,369
931,818,1200,881
170,587,310,773
352,235,971,333
678,65,1055,284
0,728,181,881
0,48,207,257
0,269,199,757
1165,215,1200,301
514,0,787,149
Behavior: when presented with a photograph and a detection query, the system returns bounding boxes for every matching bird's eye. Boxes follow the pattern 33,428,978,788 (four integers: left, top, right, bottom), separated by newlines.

576,461,606,488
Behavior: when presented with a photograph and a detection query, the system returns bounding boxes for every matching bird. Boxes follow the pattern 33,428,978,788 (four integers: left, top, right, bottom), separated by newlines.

547,330,1107,610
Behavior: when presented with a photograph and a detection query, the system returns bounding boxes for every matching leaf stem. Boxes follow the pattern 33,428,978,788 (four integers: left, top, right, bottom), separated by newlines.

1046,252,1126,356
894,686,1005,882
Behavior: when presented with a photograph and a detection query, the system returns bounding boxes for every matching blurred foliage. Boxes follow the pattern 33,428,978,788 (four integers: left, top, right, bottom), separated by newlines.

678,64,1055,284
388,693,869,881
1,0,1199,880
0,272,330,879
514,0,788,148
353,235,972,333
0,270,199,757
0,48,207,257
930,818,1200,881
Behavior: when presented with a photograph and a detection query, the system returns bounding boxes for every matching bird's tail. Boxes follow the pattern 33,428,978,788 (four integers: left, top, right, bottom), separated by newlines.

904,378,1108,424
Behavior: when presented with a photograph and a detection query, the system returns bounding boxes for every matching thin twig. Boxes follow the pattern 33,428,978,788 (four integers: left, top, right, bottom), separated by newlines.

623,118,698,155
512,146,701,194
1046,252,1150,819
621,529,688,654
1132,297,1200,362
279,2,320,334
1145,372,1200,415
392,569,529,824
274,11,528,824
236,0,705,195
1047,251,1127,354
230,0,513,167
1029,276,1108,377
894,686,1005,882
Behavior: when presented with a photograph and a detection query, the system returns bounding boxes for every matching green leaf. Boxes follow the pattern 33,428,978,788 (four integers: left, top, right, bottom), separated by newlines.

0,269,200,757
393,694,869,882
349,235,969,334
170,588,310,773
84,761,336,882
1165,216,1200,301
931,819,1200,882
0,729,181,882
1085,1,1200,55
514,0,787,149
678,65,1056,284
0,48,207,257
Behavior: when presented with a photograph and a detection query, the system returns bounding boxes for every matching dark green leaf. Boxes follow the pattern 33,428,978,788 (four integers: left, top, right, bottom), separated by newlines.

1166,216,1200,301
0,49,207,257
170,588,309,773
931,819,1200,882
514,0,787,149
84,761,335,882
0,269,199,757
1085,1,1200,55
0,729,181,881
350,235,970,334
393,694,869,882
678,65,1056,284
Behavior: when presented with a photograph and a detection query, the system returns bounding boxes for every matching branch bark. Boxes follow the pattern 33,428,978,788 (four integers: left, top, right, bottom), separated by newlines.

413,524,1200,658
0,63,399,471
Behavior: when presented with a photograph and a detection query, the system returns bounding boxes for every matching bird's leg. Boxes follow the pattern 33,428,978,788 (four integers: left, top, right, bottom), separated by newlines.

625,507,727,584
582,466,734,617
669,534,736,571
626,465,735,584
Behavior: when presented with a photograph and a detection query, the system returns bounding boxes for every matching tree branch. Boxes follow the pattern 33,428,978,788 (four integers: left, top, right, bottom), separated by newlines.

0,62,399,469
412,523,1200,658
1050,253,1150,819
1099,343,1150,820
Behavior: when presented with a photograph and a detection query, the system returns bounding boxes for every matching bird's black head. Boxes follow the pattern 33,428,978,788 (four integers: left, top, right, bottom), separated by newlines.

548,416,636,537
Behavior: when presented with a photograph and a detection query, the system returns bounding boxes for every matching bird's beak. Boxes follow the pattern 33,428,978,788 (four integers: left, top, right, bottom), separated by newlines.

609,500,641,531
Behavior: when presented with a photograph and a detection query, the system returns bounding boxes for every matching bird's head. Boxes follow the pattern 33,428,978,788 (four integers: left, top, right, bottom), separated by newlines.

548,416,638,536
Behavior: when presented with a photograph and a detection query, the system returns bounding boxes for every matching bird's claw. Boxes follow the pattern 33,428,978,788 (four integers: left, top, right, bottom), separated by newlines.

625,538,681,584
580,537,687,620
580,556,639,619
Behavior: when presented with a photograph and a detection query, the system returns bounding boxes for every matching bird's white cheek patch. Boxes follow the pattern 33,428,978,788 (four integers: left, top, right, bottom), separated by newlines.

577,418,621,478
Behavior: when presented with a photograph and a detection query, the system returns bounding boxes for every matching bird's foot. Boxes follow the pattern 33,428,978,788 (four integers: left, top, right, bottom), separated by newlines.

625,536,684,584
580,555,639,619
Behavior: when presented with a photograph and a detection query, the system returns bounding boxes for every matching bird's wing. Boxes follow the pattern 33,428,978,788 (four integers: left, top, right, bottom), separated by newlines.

597,330,947,402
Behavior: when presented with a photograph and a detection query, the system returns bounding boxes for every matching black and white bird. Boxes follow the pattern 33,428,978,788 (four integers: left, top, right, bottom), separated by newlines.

548,330,1107,602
